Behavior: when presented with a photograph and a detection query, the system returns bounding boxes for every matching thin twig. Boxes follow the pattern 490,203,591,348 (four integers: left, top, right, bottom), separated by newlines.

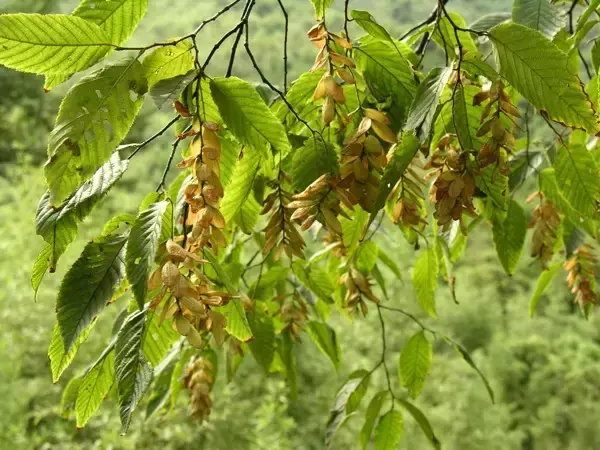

156,124,192,191
277,0,289,93
127,115,181,160
226,0,255,77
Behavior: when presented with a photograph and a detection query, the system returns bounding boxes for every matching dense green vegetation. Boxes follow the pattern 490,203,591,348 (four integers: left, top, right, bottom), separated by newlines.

2,0,600,449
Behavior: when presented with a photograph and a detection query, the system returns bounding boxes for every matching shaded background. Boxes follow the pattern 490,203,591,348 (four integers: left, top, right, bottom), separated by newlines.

2,0,600,449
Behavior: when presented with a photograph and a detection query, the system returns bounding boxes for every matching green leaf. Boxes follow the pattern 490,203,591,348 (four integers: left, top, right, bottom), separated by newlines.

453,83,477,151
150,70,195,110
275,70,324,130
378,249,403,280
347,373,370,414
186,77,223,124
310,0,334,19
49,322,95,383
203,250,253,341
492,200,527,275
115,309,153,434
126,200,169,309
433,13,478,56
0,14,111,75
45,59,147,205
592,40,600,72
292,137,338,191
221,150,261,224
292,262,336,303
356,241,379,274
399,331,432,399
512,0,567,38
306,321,341,369
73,0,149,46
405,67,452,138
396,398,441,449
355,36,417,129
210,77,291,155
142,308,179,367
143,41,194,87
342,206,369,252
370,133,420,225
490,23,597,133
35,153,129,285
57,233,127,352
554,144,600,219
247,311,276,373
76,348,115,428
529,262,562,317
61,376,83,418
234,195,261,234
360,391,388,450
351,10,416,64
412,247,439,319
325,370,369,449
375,410,404,450
446,338,495,402
469,13,511,31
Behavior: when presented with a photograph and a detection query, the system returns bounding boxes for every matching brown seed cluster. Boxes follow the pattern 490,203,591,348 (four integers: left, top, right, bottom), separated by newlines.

261,172,306,260
287,174,354,238
339,110,395,212
474,80,519,171
426,135,477,233
389,151,427,230
178,119,227,250
564,245,598,308
184,356,216,421
308,22,355,126
149,239,232,349
273,293,309,342
527,192,561,269
339,266,379,316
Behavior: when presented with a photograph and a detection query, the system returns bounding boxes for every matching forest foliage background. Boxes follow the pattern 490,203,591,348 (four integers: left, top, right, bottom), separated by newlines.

2,0,600,449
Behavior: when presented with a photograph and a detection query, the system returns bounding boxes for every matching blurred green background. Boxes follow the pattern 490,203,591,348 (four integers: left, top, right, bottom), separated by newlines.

3,0,600,449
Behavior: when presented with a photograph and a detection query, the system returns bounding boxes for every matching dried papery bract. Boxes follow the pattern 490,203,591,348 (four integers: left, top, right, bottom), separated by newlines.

182,119,227,251
273,292,309,342
308,22,355,127
339,265,380,316
339,110,395,212
474,80,520,172
261,171,306,260
184,356,216,421
389,148,428,231
426,135,478,234
527,192,561,269
287,174,354,239
564,244,597,310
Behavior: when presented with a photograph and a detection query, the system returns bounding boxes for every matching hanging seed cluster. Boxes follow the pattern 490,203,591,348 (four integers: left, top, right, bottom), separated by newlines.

180,119,227,250
426,134,477,233
184,356,216,421
261,172,306,260
527,192,560,269
564,245,598,308
339,265,380,316
308,22,354,126
149,240,231,348
339,109,395,212
389,151,427,230
287,174,354,238
474,80,519,172
273,292,309,342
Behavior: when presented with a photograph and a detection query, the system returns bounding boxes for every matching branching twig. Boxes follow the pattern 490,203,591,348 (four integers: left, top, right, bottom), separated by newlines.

127,115,181,160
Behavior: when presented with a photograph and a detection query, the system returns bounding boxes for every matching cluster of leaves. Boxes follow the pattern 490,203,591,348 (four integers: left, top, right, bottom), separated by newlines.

2,0,600,447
